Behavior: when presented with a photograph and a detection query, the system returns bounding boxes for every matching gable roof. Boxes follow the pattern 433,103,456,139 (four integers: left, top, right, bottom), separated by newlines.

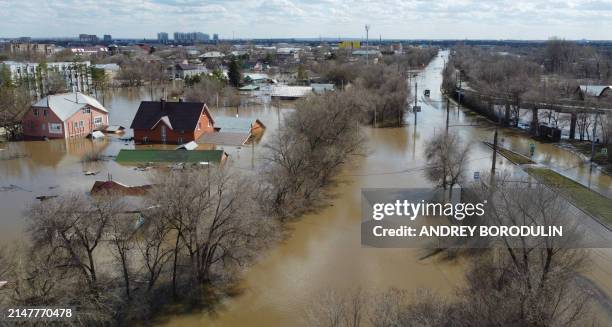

90,180,151,196
271,86,312,98
213,116,260,133
32,92,108,121
130,101,213,131
578,85,612,97
198,132,251,146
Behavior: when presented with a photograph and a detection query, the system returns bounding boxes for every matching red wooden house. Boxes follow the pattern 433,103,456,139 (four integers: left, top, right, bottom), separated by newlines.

130,99,215,144
21,92,109,139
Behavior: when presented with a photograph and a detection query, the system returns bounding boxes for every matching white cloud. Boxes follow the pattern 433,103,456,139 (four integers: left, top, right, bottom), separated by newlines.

0,0,612,39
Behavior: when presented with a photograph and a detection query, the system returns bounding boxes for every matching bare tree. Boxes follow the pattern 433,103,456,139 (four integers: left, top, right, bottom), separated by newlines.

305,289,368,327
27,193,119,292
46,70,68,94
106,199,134,301
148,167,271,300
0,85,30,139
136,213,173,293
424,132,470,197
261,92,364,217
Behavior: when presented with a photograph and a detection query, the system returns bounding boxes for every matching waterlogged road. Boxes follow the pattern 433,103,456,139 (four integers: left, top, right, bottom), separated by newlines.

159,52,612,326
0,52,610,325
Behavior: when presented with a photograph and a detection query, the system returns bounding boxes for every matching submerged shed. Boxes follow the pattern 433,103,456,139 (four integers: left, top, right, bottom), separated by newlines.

176,141,199,151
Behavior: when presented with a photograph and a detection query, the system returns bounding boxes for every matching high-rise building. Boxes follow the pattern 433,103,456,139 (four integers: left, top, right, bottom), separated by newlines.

213,34,219,42
103,35,112,42
158,32,169,44
79,34,98,43
173,32,210,43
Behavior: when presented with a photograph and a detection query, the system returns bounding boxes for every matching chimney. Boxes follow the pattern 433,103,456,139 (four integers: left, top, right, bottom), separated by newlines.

160,98,166,111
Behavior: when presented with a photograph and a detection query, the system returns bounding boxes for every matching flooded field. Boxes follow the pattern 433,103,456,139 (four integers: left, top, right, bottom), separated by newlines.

1,52,611,326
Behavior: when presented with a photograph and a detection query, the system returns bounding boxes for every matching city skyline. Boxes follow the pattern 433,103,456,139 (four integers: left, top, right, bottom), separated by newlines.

1,0,612,40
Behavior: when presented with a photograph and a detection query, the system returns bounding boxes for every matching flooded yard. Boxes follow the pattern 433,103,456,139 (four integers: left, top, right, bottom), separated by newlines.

0,52,611,326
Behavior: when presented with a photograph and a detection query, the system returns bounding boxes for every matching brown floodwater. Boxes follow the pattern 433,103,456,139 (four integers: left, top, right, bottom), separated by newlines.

157,52,612,326
1,51,611,325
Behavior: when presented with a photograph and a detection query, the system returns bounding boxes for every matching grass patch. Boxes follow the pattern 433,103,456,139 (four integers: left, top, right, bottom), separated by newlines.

525,167,612,228
564,141,611,174
484,142,535,165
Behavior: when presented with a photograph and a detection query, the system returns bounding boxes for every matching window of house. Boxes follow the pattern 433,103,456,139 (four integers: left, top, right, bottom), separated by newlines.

93,116,103,126
83,106,91,114
79,121,84,127
143,136,148,143
178,137,183,144
43,109,48,117
33,108,39,116
49,123,62,134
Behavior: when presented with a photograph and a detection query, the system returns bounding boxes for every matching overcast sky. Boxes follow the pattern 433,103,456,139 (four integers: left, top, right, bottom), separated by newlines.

1,0,612,40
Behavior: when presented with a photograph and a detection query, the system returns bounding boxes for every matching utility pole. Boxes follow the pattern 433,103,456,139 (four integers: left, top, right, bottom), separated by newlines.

414,81,418,125
365,24,370,66
457,70,462,112
491,128,498,173
374,106,377,128
446,98,450,132
591,112,599,162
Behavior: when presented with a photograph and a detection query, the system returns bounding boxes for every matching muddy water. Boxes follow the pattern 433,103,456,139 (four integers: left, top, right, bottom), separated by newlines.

1,52,611,325
159,52,612,326
0,87,287,242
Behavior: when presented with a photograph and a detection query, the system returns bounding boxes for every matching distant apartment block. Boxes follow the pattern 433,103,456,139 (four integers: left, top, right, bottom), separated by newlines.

157,32,169,44
8,42,56,56
79,34,98,43
103,34,112,42
173,32,210,43
213,34,219,42
1,60,92,96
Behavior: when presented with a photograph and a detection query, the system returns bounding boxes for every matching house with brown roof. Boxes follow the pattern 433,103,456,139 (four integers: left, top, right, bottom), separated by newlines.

130,99,214,144
90,180,152,196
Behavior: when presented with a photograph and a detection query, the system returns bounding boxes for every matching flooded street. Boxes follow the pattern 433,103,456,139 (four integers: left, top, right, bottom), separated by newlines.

159,52,612,326
1,52,611,326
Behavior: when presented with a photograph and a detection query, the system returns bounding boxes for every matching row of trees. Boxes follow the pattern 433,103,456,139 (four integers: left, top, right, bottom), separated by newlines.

261,92,366,218
0,168,276,324
445,44,612,152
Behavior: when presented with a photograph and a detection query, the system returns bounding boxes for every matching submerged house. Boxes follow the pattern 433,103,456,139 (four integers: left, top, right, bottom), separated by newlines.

213,116,265,134
270,86,313,100
574,85,612,100
130,99,215,144
199,116,266,146
171,63,208,79
90,180,152,196
22,92,109,139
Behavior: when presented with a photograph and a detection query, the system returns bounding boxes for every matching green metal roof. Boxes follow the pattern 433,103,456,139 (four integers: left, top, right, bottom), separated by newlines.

115,149,225,164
